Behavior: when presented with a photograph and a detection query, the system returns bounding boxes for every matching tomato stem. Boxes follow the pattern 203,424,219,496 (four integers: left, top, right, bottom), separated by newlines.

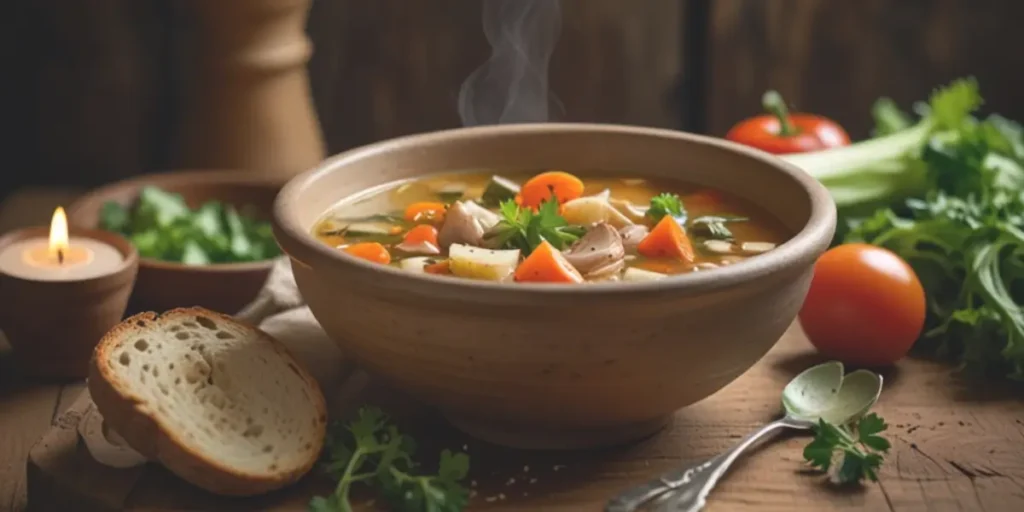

762,90,798,137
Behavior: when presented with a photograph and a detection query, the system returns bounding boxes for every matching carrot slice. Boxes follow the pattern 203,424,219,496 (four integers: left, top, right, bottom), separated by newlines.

424,259,451,275
513,192,564,214
403,202,447,224
519,171,585,208
402,224,439,247
343,242,391,264
637,216,695,262
514,241,584,283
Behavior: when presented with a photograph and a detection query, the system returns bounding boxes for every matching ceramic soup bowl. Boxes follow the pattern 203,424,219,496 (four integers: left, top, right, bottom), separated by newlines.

273,124,836,450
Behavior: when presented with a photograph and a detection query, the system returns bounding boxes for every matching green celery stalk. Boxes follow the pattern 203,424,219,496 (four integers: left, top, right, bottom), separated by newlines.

779,121,933,211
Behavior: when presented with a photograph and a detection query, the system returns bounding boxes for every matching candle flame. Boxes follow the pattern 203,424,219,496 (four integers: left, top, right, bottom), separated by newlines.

49,207,69,263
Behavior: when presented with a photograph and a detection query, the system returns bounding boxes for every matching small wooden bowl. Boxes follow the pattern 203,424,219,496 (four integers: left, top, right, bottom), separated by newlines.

69,170,283,315
0,227,138,379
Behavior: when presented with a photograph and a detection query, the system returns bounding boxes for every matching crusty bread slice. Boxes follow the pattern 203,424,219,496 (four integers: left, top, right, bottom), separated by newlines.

88,307,327,496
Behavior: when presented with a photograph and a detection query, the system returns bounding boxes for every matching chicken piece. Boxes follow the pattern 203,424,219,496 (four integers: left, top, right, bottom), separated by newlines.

562,223,626,278
461,201,502,230
619,224,650,251
437,201,487,249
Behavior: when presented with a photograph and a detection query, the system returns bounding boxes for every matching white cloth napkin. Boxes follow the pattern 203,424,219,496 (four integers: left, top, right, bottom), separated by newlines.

236,258,417,419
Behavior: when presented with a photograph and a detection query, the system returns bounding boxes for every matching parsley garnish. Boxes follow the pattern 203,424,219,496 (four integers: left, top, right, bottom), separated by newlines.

483,199,584,254
646,193,687,224
310,407,470,512
803,413,891,485
688,215,749,240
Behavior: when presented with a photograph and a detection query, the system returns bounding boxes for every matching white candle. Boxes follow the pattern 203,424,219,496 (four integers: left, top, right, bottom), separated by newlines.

0,207,125,281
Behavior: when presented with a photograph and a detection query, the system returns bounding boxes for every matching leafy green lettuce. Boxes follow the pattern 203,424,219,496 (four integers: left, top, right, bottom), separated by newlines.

100,187,280,264
840,80,1024,379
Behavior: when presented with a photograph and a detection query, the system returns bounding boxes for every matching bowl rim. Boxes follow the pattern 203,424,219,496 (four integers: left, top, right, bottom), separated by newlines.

273,123,837,297
68,169,284,273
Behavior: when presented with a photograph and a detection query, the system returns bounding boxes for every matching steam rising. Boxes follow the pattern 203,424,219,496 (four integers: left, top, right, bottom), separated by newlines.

458,0,563,126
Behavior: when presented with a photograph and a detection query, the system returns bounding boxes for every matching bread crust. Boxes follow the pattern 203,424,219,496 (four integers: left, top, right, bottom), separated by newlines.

88,307,328,497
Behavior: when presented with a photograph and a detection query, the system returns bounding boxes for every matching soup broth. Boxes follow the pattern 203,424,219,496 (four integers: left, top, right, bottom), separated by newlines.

312,171,789,284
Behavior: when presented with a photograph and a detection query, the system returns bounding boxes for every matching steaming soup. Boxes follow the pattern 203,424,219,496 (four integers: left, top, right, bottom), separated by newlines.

312,171,788,283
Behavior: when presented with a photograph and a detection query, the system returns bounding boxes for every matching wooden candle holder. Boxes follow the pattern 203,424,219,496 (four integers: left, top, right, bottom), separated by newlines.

0,227,138,380
177,0,326,179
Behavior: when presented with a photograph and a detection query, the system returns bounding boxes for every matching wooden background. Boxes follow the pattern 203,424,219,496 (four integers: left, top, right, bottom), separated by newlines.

2,0,1023,194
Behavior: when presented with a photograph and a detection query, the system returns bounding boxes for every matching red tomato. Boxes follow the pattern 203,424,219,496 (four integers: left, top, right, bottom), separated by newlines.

725,90,850,155
798,244,926,367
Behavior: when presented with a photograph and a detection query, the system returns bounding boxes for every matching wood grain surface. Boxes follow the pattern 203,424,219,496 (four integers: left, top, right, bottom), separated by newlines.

24,325,1024,512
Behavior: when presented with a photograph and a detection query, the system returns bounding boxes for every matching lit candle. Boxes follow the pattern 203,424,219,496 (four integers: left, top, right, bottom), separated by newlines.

0,208,137,380
0,207,125,281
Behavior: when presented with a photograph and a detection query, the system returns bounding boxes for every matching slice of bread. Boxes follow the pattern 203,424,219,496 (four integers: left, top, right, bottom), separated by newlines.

88,307,327,496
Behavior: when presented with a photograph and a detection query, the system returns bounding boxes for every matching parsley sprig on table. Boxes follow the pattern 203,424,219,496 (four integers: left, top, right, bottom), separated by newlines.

310,408,470,512
803,413,891,485
484,199,585,254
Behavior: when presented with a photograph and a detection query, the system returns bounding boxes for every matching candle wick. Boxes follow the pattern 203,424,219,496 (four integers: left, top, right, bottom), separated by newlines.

57,248,64,265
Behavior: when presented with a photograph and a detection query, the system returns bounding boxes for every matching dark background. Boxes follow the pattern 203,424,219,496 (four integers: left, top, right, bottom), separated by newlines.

3,0,1023,195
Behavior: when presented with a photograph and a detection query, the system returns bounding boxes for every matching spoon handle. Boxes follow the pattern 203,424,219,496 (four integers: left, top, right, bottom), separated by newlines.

654,417,814,512
605,417,809,512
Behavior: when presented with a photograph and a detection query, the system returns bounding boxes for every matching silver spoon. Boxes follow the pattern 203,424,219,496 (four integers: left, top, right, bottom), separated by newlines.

605,362,883,512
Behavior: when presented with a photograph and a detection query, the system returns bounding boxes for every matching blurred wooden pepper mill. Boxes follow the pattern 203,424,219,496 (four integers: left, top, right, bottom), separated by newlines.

177,0,326,179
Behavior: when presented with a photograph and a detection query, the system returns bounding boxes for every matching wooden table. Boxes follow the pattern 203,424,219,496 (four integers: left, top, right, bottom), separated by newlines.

2,189,1023,512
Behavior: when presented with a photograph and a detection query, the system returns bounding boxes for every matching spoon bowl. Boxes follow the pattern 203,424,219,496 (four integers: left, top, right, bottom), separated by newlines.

781,360,845,420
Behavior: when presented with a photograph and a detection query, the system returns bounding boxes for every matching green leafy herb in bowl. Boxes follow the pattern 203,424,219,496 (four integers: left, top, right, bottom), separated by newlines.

100,186,280,265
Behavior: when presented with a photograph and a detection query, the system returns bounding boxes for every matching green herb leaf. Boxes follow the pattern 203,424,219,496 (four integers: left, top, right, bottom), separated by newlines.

803,412,890,486
928,76,982,131
484,199,582,254
438,450,470,482
136,186,190,228
98,186,279,264
689,215,749,240
99,202,130,234
857,413,888,439
647,193,687,223
307,494,346,512
311,407,470,512
224,206,253,259
802,423,838,471
130,230,164,259
181,240,210,265
835,454,868,484
871,97,913,137
191,202,223,239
